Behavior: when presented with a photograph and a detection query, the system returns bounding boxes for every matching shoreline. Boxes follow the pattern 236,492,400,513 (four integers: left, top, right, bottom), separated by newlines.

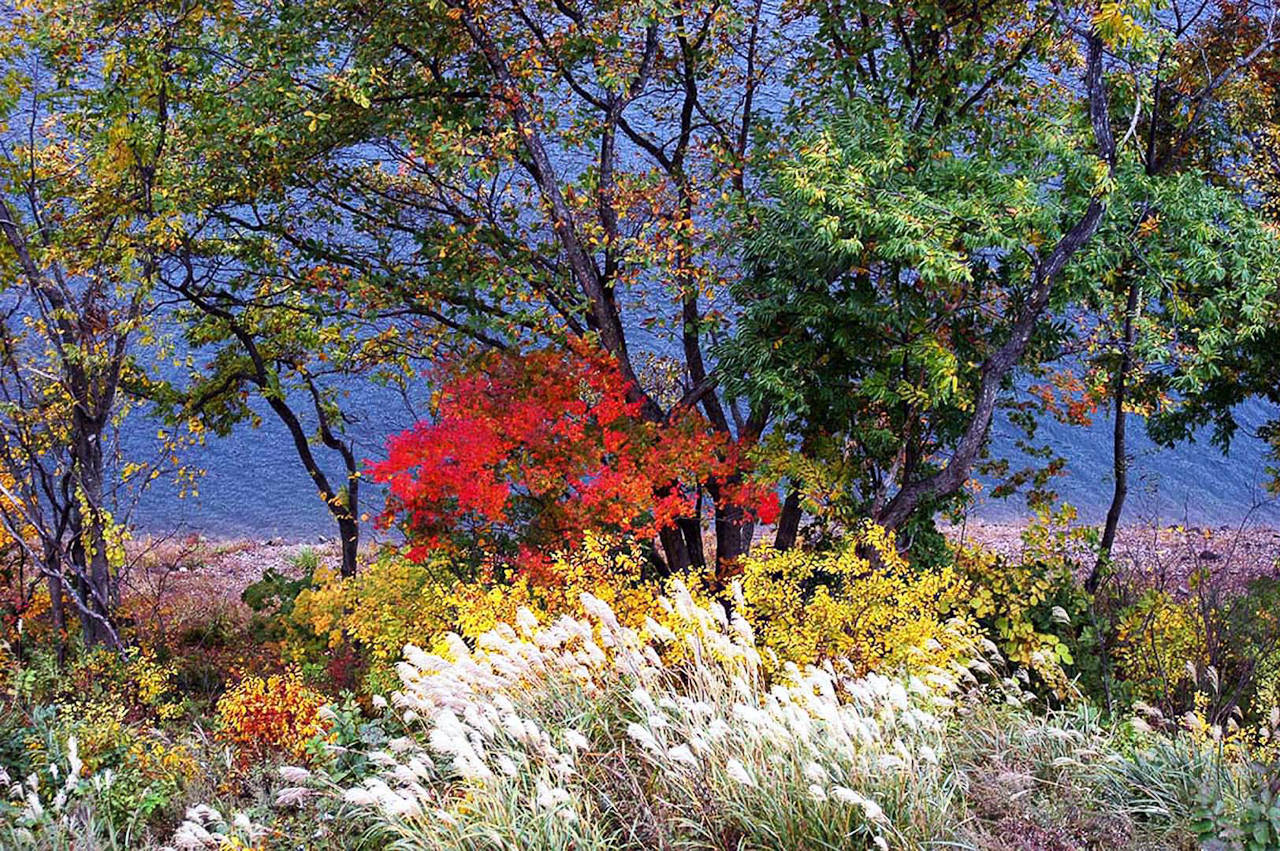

124,518,1280,602
941,519,1280,593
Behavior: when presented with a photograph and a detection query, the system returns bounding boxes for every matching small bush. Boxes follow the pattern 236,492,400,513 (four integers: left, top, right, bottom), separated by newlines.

736,522,975,675
1114,589,1204,708
215,671,331,762
951,515,1091,699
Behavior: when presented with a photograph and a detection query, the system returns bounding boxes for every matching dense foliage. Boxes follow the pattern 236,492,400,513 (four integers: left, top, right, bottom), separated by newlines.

0,0,1278,848
370,345,777,575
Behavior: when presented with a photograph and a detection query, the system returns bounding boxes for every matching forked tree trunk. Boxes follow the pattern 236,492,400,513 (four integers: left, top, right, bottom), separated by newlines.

69,417,120,649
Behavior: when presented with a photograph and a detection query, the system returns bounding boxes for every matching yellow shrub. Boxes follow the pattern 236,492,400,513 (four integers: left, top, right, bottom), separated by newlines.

292,556,457,661
1254,649,1280,721
64,647,184,722
288,565,351,655
66,700,130,773
451,535,668,642
294,527,1071,688
736,523,975,675
1115,590,1204,702
215,671,331,761
124,735,200,784
292,535,673,663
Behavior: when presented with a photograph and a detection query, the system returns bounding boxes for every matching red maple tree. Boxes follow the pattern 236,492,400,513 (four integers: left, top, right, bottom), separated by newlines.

369,343,778,577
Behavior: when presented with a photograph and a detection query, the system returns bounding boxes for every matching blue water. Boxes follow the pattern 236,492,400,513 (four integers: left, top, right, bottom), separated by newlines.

978,397,1280,527
124,368,1280,540
127,378,420,541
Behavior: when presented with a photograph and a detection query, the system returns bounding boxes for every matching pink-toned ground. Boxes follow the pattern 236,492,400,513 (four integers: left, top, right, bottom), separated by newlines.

122,521,1280,630
943,520,1280,594
119,535,343,651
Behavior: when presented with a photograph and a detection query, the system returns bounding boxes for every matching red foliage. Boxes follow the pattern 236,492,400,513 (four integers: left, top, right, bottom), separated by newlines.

369,343,777,572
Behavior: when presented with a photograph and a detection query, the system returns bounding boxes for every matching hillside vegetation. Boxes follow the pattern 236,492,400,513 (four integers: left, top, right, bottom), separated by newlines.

1,0,1279,848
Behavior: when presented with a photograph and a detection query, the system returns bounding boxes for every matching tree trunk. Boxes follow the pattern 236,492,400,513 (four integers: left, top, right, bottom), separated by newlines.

676,516,707,569
338,514,360,579
1090,277,1141,592
263,393,361,577
658,525,692,575
67,424,119,648
712,502,749,576
774,488,802,550
44,544,66,664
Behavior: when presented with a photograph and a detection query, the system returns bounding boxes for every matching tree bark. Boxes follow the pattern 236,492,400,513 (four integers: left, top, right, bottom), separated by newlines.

874,30,1117,532
773,488,803,550
43,544,66,664
657,525,692,577
1090,276,1141,592
70,429,119,648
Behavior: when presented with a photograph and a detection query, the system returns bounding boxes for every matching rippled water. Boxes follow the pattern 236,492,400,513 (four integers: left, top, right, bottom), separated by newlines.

980,397,1280,526
126,379,418,541
124,377,1280,541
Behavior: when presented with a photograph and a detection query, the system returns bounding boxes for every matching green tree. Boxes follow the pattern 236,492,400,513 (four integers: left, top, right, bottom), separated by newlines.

722,2,1279,549
722,3,1122,541
1069,0,1279,583
1129,2,1280,516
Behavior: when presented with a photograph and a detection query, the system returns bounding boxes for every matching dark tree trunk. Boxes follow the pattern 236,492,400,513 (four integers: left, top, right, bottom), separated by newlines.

1090,277,1141,593
774,488,803,550
658,525,692,575
677,516,706,569
713,502,749,573
70,426,119,649
338,514,360,579
270,396,362,579
43,543,66,664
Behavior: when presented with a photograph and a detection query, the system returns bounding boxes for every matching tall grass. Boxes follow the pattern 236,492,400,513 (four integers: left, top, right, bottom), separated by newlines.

303,583,995,849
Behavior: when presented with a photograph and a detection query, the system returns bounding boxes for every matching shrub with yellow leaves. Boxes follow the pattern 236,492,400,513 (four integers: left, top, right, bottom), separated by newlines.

952,544,1083,696
1113,589,1204,707
449,534,669,643
291,553,458,662
48,647,185,724
290,534,672,666
215,671,331,762
736,522,976,675
286,523,1091,698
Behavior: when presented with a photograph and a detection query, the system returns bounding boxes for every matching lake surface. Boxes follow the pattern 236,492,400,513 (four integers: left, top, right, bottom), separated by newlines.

126,377,420,542
124,372,1280,541
981,397,1280,527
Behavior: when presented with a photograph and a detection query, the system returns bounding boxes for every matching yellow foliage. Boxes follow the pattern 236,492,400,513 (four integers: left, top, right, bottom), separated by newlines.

289,524,1083,693
291,535,672,663
735,523,976,676
215,671,331,761
71,647,183,721
292,557,456,660
1115,590,1205,702
450,535,667,645
124,735,200,784
0,470,30,550
1092,2,1146,47
65,700,129,773
1177,691,1280,766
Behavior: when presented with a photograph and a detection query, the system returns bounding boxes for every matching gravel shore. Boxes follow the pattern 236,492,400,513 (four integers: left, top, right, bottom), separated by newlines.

943,519,1280,594
123,520,1280,618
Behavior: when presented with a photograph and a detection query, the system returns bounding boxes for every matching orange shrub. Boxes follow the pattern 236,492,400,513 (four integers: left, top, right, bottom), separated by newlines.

215,671,331,761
